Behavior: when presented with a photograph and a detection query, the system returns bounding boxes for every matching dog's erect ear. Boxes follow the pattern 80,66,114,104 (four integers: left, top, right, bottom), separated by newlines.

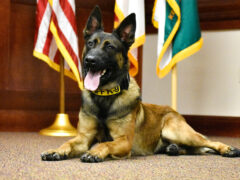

83,6,103,39
113,13,136,48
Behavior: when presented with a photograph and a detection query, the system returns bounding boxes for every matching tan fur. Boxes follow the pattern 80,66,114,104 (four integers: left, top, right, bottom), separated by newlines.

115,53,124,68
96,37,101,44
133,101,232,155
42,78,234,161
88,109,136,159
81,46,86,59
99,39,115,49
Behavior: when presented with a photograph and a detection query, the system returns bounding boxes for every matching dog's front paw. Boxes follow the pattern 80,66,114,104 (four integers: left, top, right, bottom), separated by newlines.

222,147,240,158
80,152,103,163
41,150,68,161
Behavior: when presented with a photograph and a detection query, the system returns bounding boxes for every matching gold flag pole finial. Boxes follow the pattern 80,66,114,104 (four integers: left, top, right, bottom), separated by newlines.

40,56,77,137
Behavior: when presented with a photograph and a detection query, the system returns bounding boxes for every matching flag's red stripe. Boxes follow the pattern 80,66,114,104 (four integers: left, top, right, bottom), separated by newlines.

42,29,53,55
54,50,60,64
51,12,79,70
59,0,78,35
34,0,48,46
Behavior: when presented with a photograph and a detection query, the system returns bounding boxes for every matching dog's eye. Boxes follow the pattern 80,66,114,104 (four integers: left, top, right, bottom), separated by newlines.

107,44,115,50
87,41,94,48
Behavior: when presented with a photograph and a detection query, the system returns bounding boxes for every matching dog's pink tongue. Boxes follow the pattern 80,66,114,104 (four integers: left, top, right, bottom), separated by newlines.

84,71,101,91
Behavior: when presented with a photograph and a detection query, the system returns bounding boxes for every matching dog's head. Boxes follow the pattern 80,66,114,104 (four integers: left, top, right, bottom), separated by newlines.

82,6,136,91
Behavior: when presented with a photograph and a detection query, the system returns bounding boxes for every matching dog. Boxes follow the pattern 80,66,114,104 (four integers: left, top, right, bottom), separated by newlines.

41,6,240,162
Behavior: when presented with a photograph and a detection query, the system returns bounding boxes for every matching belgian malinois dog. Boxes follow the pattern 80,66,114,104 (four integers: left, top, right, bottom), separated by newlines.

41,6,240,162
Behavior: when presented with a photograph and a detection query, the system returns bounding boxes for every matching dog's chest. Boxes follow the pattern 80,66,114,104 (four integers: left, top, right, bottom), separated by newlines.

83,94,119,142
91,94,117,120
85,93,131,120
82,85,140,142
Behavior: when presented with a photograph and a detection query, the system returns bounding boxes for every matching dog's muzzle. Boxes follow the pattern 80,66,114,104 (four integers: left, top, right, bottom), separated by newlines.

84,55,99,70
84,55,108,91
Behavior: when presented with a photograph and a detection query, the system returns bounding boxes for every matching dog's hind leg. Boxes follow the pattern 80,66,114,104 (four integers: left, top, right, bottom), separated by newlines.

41,111,97,161
164,144,217,156
161,112,240,157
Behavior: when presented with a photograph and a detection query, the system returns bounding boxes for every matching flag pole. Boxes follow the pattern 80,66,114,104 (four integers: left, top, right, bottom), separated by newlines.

171,64,177,111
39,55,77,137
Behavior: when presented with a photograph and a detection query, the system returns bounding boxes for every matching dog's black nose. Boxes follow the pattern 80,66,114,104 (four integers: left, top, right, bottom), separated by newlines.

85,55,96,65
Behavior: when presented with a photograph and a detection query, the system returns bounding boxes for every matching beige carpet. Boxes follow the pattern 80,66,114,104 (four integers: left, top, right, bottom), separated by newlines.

0,132,240,180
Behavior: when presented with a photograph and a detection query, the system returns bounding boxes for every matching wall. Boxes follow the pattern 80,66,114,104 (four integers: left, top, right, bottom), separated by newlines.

142,31,240,117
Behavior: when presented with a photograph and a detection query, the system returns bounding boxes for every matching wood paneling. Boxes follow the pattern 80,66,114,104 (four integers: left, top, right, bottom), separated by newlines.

0,109,79,132
0,0,10,88
198,0,240,30
146,0,240,33
184,115,240,137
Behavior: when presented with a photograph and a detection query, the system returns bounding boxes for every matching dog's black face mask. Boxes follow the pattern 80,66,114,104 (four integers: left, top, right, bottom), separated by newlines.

82,6,136,91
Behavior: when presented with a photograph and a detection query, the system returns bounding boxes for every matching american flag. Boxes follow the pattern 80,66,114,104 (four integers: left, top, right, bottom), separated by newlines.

33,0,83,90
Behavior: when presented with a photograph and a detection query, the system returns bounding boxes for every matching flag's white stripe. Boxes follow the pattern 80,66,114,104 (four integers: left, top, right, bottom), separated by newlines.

34,3,52,53
64,60,70,70
48,38,58,61
130,48,138,59
51,0,79,59
49,38,72,71
156,0,166,55
159,43,172,69
128,0,145,38
153,0,161,24
78,60,82,75
67,0,75,13
155,0,172,70
63,0,81,74
48,36,72,71
116,0,129,16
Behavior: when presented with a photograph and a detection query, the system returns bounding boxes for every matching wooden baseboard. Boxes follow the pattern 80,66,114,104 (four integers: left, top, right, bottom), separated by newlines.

0,110,239,137
184,115,240,137
0,110,79,132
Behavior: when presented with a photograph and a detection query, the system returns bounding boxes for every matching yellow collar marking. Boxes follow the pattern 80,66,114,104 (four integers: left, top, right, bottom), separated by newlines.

92,86,121,96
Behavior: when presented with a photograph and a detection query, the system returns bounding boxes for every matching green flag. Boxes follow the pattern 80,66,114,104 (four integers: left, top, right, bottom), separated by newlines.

152,0,203,78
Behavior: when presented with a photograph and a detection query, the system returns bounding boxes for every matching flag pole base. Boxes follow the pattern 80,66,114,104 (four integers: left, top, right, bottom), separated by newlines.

39,113,77,137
